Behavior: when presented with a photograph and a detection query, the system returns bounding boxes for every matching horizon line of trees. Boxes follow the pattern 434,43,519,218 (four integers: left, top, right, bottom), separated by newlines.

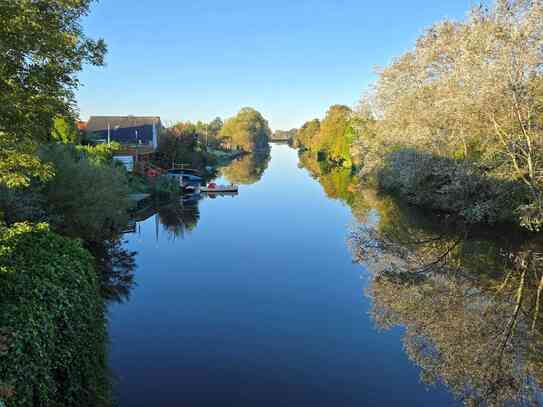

156,107,272,169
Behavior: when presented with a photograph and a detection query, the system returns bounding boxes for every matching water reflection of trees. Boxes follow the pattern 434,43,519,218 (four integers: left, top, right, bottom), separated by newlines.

222,151,271,185
347,191,543,406
88,238,137,304
298,151,369,220
157,199,200,240
298,153,543,404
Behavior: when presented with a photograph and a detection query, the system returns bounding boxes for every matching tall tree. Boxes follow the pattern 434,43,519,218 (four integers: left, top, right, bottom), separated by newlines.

0,0,106,187
360,0,543,230
306,105,354,166
219,107,271,152
292,119,320,149
208,117,223,138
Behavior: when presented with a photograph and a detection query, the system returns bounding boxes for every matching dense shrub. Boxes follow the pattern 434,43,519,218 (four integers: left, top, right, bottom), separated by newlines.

377,149,530,225
151,176,182,201
0,223,110,407
39,144,130,243
156,130,214,170
76,143,121,166
126,174,149,194
0,187,46,225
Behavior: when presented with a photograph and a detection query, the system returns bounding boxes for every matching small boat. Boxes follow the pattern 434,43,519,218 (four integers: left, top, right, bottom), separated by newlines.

182,184,198,193
200,182,239,193
166,169,203,184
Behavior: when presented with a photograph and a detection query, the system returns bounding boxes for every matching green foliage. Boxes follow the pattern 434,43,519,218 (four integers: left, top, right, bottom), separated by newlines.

151,176,181,201
76,142,121,166
126,174,149,194
0,0,106,187
166,118,225,151
377,149,530,225
38,144,130,243
0,134,53,189
219,107,271,152
208,117,223,139
292,106,356,167
0,0,106,142
0,186,46,226
291,119,320,150
312,105,353,166
0,223,110,407
50,117,79,144
156,128,213,169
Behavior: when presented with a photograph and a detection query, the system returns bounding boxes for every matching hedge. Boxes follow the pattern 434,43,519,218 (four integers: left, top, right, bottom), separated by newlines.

0,223,110,407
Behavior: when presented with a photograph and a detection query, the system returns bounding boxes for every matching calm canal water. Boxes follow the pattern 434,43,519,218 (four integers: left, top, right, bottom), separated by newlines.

108,143,462,406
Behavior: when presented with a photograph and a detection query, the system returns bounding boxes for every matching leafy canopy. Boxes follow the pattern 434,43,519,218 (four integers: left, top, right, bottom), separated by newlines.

219,107,271,152
0,0,106,187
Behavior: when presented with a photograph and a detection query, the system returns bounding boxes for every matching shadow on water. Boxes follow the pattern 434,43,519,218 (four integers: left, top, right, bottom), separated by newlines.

298,152,543,406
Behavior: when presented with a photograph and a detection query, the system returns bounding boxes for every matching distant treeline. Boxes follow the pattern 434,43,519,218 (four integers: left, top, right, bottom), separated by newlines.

271,129,297,141
157,107,272,169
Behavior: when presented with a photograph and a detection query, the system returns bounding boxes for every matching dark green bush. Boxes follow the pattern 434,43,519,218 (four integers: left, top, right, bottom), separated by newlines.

126,174,149,194
0,223,110,407
377,149,530,225
151,176,181,201
39,143,130,243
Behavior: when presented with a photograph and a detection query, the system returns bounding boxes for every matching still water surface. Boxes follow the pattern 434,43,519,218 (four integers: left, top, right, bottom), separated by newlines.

108,144,459,406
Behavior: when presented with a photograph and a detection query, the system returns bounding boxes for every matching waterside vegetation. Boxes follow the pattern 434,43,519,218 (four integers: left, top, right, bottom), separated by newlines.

354,0,543,231
1,0,543,405
0,1,271,405
290,1,543,232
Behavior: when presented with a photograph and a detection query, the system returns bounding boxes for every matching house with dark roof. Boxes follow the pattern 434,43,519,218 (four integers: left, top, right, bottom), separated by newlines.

86,116,162,148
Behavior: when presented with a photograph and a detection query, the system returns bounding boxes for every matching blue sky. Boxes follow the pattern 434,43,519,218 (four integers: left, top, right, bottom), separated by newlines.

77,0,472,130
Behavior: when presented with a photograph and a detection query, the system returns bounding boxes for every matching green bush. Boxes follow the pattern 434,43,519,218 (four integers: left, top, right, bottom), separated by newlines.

126,174,150,194
39,144,130,243
0,223,110,407
377,149,530,225
151,176,181,201
76,143,121,166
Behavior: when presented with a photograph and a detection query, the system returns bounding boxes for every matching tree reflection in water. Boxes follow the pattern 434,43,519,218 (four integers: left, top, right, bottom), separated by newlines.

296,152,543,405
88,238,137,304
348,192,543,406
222,151,271,185
157,198,200,240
